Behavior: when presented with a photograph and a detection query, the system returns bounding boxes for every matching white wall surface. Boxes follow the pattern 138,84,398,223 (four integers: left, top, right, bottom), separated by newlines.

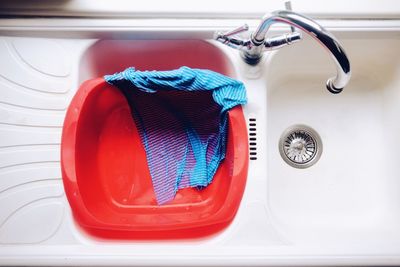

0,0,399,19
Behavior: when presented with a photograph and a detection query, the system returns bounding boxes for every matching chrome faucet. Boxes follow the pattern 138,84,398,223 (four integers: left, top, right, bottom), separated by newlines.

215,10,351,94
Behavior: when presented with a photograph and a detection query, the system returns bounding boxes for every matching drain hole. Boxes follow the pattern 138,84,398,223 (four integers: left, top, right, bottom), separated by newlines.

248,118,258,160
279,125,322,169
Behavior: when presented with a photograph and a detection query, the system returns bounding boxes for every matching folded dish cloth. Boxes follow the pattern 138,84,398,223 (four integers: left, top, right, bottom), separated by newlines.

105,66,247,205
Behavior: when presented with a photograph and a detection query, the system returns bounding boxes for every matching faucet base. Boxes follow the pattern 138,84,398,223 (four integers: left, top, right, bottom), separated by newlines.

241,52,263,66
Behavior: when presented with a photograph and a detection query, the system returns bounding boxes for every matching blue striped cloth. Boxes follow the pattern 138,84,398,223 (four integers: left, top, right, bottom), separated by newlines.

105,67,247,204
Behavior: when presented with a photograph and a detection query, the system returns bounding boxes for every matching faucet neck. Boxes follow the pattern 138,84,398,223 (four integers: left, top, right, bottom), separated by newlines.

250,10,351,92
215,10,351,93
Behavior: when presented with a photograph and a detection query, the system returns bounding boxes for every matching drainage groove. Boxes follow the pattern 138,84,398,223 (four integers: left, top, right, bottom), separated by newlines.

279,125,322,169
248,118,257,160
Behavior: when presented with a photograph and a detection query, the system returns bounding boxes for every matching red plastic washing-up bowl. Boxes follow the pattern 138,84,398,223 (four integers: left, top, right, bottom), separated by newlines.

61,78,248,239
61,40,248,239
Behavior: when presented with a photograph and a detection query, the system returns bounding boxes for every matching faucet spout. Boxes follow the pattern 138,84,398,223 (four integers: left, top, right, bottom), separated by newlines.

250,10,351,93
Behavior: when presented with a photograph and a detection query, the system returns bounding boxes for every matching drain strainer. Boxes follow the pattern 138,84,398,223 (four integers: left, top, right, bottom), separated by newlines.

279,125,322,169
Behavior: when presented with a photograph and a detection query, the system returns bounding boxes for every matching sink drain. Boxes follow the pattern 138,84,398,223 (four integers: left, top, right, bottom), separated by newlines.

279,125,322,169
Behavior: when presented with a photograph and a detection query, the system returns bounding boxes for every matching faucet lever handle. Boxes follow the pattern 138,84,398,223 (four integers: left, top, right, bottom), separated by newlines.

215,24,250,51
284,1,296,33
220,24,249,37
263,32,302,51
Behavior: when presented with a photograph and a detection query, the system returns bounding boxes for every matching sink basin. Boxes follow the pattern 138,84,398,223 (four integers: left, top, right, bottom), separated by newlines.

61,40,248,239
266,34,400,245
